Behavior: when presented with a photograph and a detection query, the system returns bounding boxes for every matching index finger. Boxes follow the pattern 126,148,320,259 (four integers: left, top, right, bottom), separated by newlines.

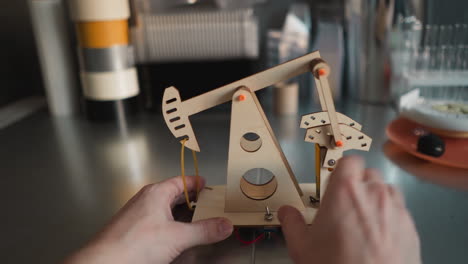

158,176,206,206
278,206,309,261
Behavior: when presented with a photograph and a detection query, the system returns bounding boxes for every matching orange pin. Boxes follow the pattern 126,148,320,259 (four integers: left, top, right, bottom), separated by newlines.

336,140,344,147
238,94,246,101
318,68,327,76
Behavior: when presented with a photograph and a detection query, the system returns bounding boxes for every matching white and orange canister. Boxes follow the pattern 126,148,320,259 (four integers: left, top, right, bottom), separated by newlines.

69,0,139,121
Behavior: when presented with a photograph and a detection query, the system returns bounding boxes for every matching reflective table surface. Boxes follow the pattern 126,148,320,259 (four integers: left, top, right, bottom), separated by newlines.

1,102,467,264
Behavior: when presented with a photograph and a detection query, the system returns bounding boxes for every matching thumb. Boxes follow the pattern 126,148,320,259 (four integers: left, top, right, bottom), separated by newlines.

278,206,308,260
173,217,233,250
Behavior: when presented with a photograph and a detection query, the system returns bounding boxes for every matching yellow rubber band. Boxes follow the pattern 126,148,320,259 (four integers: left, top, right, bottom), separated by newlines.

192,149,200,201
180,138,200,210
315,143,321,198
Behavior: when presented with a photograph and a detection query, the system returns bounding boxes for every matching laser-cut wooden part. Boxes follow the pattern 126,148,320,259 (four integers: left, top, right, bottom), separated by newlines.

310,59,342,146
313,146,340,200
193,184,318,226
300,111,363,131
162,51,322,152
304,59,373,199
225,87,305,213
304,124,372,152
162,86,200,151
310,59,330,109
302,119,372,197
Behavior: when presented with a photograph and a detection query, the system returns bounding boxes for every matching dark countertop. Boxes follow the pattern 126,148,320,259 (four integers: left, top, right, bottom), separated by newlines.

1,102,467,264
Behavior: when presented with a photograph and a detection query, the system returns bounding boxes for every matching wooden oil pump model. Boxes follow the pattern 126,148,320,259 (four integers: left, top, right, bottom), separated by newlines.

162,51,372,226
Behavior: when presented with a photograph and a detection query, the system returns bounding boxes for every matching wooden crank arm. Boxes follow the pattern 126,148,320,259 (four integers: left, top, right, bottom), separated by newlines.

310,58,343,147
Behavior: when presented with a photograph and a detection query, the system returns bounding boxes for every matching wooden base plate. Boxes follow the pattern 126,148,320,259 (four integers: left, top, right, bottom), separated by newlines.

193,184,318,226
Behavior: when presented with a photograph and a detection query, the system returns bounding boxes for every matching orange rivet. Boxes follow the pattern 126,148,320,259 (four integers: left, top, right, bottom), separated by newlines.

336,140,344,147
328,168,334,172
238,94,246,101
318,68,327,76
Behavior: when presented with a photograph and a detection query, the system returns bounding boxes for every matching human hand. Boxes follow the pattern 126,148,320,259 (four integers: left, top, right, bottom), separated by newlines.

278,156,421,264
64,176,233,264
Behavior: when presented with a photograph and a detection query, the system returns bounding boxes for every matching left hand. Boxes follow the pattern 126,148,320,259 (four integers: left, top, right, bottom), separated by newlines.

64,176,233,264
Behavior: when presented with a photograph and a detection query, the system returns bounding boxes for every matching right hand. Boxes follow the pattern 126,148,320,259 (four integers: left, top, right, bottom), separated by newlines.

278,156,421,264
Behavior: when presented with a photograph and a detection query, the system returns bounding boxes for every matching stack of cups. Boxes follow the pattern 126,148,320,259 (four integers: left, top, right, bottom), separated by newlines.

69,0,139,121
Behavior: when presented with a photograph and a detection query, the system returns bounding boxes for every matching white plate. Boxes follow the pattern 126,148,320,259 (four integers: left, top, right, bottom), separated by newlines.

399,89,468,132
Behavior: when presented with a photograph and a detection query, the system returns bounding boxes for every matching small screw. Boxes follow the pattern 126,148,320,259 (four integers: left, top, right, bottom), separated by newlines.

328,159,336,166
264,206,273,221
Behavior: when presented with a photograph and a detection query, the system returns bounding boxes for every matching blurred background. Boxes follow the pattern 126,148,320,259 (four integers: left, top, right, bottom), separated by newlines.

0,0,465,121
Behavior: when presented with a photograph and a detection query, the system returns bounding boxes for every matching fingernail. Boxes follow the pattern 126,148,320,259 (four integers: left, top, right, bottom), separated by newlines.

218,218,233,236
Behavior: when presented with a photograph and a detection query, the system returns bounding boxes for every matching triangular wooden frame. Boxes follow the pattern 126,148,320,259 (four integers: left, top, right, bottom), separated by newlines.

225,87,305,212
